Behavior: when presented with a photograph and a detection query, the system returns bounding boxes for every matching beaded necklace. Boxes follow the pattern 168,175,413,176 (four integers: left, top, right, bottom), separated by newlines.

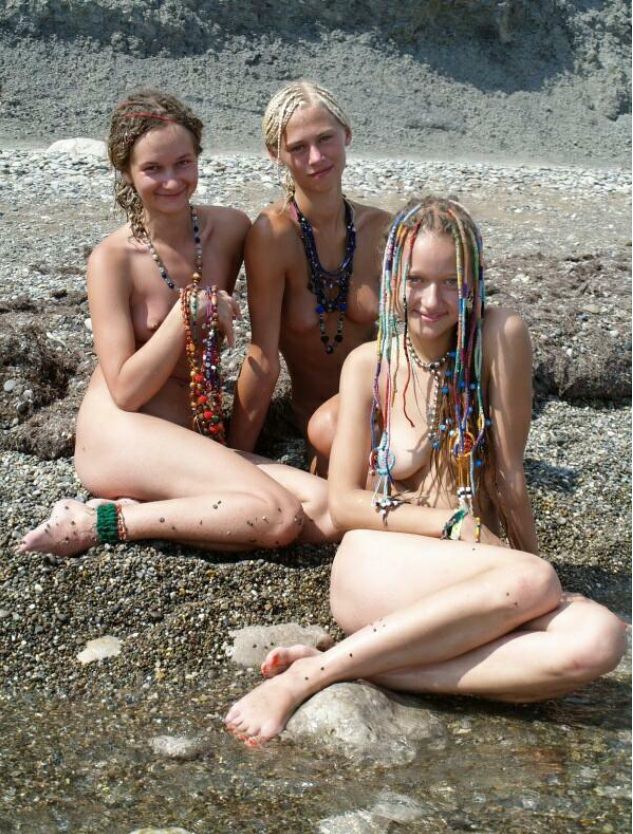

405,335,451,452
181,282,226,442
370,200,489,535
145,204,225,442
292,198,356,354
146,205,202,291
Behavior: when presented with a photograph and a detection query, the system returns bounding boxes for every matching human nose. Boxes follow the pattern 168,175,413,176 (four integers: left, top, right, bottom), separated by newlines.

308,143,325,165
420,282,441,307
160,168,181,188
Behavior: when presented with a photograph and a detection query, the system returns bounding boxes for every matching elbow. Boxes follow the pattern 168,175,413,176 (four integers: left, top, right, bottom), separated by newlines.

110,386,141,413
241,346,281,388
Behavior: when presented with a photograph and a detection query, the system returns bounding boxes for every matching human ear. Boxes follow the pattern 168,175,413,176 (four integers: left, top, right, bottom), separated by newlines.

266,146,279,162
344,128,352,147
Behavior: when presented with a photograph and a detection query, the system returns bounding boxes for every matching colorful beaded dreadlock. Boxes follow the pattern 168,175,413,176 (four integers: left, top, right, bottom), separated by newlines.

370,197,489,534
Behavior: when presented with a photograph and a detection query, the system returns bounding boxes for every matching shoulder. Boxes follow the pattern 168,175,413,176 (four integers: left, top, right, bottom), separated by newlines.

87,225,134,275
482,306,532,380
342,340,378,375
200,205,251,243
351,201,392,235
482,305,530,347
247,202,297,246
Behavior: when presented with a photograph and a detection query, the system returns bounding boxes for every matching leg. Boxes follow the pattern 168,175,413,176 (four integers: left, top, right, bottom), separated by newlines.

306,394,339,477
240,452,338,544
370,593,627,702
20,395,325,556
225,529,562,742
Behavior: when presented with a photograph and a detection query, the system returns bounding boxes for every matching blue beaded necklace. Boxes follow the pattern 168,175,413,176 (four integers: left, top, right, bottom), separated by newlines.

292,197,356,354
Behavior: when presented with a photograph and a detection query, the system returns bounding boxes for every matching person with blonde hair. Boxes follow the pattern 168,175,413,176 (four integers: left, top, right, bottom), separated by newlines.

225,196,626,745
229,81,390,474
19,90,336,557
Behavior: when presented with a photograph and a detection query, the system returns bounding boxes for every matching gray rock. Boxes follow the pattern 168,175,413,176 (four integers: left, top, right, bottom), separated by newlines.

129,829,194,834
285,681,446,765
319,791,425,833
76,635,122,664
229,621,332,668
46,138,107,158
149,734,209,760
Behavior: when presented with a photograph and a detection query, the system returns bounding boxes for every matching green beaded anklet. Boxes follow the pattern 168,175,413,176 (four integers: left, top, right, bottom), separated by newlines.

96,503,120,544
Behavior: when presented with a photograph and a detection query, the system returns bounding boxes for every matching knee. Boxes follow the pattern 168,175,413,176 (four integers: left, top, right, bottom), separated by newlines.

499,556,562,618
329,531,371,631
256,491,304,549
306,408,337,457
558,606,628,682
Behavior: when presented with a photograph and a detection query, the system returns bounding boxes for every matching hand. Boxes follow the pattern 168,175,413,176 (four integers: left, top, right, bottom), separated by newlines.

461,514,504,547
195,289,241,348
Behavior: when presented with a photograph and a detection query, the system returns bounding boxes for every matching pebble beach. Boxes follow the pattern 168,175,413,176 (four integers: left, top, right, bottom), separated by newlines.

0,144,631,832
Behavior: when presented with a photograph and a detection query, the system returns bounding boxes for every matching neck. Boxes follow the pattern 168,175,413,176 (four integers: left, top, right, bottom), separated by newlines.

407,329,455,365
293,185,345,229
143,205,192,243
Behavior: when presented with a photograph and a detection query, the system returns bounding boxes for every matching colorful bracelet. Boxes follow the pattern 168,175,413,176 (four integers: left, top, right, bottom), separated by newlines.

441,507,468,541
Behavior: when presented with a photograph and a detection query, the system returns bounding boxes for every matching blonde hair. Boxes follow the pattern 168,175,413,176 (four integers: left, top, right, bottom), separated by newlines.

262,80,351,197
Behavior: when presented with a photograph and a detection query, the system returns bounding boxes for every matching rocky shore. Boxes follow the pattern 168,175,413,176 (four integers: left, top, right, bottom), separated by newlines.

0,145,631,832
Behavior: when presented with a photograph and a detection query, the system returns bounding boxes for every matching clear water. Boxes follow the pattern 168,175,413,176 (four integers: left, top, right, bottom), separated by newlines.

1,657,630,834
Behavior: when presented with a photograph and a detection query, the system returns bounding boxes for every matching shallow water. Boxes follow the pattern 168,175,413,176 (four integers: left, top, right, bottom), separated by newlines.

1,658,630,834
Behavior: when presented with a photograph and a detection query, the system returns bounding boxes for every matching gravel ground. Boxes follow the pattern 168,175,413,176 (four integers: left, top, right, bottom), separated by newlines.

0,146,630,701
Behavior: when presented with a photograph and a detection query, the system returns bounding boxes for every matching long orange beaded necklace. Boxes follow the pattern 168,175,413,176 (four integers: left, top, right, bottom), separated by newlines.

147,206,226,442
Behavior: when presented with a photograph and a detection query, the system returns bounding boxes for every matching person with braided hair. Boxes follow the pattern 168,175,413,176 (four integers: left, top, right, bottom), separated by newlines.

19,90,336,557
225,196,625,745
228,80,390,474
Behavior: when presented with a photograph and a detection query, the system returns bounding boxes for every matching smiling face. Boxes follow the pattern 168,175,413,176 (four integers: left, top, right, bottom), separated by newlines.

406,231,462,350
126,123,199,215
275,104,351,193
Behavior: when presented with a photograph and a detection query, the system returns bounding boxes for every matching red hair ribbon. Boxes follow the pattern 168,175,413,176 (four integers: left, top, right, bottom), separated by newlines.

119,111,176,122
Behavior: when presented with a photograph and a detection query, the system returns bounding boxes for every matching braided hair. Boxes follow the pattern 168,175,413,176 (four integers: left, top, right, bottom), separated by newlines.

371,196,489,515
261,80,351,200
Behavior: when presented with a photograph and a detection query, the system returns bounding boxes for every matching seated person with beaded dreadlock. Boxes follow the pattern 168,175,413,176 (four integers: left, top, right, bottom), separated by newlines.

224,196,626,745
228,81,390,474
18,90,338,558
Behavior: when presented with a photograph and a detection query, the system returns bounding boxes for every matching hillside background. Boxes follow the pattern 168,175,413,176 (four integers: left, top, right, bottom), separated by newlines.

0,0,630,165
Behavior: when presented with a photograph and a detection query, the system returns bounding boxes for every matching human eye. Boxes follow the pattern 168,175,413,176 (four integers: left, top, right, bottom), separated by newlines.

444,276,459,289
319,133,334,143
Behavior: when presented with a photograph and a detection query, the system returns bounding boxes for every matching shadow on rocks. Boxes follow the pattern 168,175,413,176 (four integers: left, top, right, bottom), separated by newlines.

0,299,88,458
486,250,631,404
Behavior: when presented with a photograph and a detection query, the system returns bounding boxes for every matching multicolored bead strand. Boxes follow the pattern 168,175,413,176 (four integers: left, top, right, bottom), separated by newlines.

292,198,356,354
181,284,226,442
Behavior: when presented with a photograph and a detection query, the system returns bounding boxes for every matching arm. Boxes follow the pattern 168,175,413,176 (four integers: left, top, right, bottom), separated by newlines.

87,242,186,411
228,216,285,451
483,308,539,554
329,346,473,538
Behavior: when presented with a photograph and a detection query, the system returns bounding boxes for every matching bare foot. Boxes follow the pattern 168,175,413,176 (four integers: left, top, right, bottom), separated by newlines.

225,659,318,745
261,644,324,678
18,499,98,557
